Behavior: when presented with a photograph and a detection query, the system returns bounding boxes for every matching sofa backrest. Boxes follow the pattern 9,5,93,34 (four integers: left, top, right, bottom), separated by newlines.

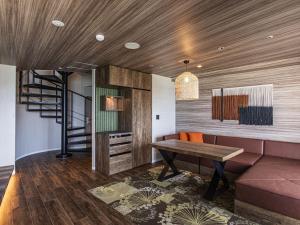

203,134,216,144
163,134,179,140
163,133,216,144
216,136,264,155
264,140,300,160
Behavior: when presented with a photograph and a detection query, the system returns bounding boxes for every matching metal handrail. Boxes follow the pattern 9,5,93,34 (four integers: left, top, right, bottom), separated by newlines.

68,89,92,101
21,70,91,128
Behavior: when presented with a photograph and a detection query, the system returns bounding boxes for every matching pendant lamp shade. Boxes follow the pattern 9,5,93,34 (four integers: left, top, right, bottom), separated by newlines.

175,60,199,100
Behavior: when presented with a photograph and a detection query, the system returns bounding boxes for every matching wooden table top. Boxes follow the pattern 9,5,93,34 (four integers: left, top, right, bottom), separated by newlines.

152,139,244,162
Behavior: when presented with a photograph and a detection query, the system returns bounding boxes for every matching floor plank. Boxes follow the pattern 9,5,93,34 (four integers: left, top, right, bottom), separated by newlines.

44,199,74,225
0,151,157,225
27,197,53,225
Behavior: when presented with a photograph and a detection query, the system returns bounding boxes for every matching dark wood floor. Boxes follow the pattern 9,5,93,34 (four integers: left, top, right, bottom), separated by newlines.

0,151,158,225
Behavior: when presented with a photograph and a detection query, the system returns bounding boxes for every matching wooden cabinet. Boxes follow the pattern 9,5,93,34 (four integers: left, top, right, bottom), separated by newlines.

97,65,133,88
97,65,151,90
95,65,152,174
109,65,133,87
132,71,152,90
132,89,152,167
96,132,133,175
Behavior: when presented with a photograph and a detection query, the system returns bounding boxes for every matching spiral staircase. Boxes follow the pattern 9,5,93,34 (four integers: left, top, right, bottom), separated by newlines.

19,70,92,156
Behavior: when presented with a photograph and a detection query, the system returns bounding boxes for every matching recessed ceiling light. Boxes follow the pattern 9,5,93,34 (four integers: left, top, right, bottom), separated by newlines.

125,42,140,49
218,47,225,51
96,34,105,42
52,20,65,27
197,64,202,68
266,35,274,39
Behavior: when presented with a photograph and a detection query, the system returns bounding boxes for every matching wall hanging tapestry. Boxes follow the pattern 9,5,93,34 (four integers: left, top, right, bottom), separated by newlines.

212,84,273,125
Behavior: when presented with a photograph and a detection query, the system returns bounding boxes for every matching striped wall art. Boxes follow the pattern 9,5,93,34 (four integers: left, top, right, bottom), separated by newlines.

212,84,273,125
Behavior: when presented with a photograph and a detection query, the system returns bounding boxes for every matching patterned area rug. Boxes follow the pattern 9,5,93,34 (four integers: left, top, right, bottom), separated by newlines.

89,166,258,225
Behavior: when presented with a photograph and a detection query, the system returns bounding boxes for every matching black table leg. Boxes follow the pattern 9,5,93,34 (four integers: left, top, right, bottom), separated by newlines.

158,150,181,181
203,160,229,200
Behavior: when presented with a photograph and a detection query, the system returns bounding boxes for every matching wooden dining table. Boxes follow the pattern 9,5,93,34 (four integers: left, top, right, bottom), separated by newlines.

152,139,244,200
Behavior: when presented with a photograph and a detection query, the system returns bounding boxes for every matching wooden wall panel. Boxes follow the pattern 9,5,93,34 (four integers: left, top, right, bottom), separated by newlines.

109,65,133,88
118,88,132,132
132,72,152,90
96,133,109,174
1,0,299,77
176,57,300,143
132,89,152,167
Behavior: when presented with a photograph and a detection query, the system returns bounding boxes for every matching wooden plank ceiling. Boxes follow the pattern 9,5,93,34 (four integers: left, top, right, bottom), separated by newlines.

0,0,299,77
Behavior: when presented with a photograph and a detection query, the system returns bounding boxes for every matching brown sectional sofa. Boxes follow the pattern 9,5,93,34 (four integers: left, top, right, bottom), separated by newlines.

162,133,300,224
163,134,263,175
236,140,300,221
201,136,264,174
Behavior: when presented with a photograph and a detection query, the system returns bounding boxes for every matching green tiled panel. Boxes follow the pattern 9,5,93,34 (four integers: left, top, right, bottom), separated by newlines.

96,87,119,132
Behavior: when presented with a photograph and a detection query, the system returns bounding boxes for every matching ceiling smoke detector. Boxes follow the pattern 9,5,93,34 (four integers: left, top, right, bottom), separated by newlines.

52,20,65,27
96,34,105,42
266,35,274,39
218,46,225,51
125,42,140,49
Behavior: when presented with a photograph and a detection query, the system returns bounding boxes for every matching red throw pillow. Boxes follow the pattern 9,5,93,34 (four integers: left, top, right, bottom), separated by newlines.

188,132,204,143
179,132,189,141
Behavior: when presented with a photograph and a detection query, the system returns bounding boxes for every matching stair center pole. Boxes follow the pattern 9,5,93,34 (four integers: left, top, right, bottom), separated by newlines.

56,72,72,159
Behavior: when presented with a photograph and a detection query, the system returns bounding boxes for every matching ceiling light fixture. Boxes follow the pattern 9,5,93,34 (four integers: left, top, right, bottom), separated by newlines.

266,35,274,39
96,33,105,42
52,20,65,27
218,47,225,51
125,42,140,49
197,64,202,68
175,60,199,100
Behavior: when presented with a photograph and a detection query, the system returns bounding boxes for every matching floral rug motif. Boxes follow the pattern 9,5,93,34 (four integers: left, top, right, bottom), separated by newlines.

89,166,259,225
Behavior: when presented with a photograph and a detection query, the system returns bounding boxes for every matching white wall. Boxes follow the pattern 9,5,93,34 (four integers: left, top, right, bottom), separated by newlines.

152,74,176,162
68,72,92,128
0,64,16,167
16,104,61,160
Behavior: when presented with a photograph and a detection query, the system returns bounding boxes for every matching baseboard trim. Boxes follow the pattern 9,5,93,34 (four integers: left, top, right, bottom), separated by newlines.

16,148,60,161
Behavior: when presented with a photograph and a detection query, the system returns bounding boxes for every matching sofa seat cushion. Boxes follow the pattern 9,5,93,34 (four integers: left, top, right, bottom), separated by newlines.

201,152,262,174
235,156,300,219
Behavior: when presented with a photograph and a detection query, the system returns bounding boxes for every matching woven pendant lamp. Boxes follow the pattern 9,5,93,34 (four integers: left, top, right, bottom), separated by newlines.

175,60,199,100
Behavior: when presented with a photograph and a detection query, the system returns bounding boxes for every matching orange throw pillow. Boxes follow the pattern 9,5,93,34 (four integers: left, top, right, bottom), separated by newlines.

188,132,204,143
179,132,189,141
